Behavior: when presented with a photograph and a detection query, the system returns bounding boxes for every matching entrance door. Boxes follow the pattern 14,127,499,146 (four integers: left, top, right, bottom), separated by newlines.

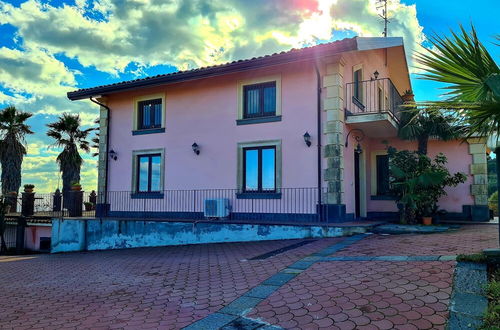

354,151,361,218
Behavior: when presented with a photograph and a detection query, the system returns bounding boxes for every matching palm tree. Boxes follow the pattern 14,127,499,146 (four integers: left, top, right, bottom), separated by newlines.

91,118,100,158
416,24,499,244
398,108,461,155
0,106,33,198
47,113,93,194
415,25,499,137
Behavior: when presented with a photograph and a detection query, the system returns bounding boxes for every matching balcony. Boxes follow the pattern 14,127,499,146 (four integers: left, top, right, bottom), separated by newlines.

345,78,403,137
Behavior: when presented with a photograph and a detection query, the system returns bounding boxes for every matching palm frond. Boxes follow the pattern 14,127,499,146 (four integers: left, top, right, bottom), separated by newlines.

415,24,500,138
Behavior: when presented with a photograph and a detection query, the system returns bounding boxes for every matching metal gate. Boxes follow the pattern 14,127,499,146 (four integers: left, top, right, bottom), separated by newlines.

0,216,26,255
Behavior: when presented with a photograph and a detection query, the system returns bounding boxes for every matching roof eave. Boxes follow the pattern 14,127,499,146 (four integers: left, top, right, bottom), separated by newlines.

67,38,358,101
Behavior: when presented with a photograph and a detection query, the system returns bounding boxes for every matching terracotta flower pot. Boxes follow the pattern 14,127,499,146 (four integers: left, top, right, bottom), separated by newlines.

402,93,415,103
422,216,432,226
71,186,82,191
24,188,33,193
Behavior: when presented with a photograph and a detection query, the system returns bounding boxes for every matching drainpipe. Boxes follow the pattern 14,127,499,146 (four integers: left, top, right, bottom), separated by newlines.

90,97,110,212
314,63,323,216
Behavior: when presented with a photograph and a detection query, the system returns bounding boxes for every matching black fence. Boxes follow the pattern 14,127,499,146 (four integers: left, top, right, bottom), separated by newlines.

99,188,332,223
345,78,403,120
3,188,348,223
5,191,97,218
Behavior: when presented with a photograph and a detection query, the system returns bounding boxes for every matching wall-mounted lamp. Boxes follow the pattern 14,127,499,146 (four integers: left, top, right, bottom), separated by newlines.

109,149,118,161
345,128,365,153
303,132,312,147
355,143,363,154
192,142,200,155
373,70,379,80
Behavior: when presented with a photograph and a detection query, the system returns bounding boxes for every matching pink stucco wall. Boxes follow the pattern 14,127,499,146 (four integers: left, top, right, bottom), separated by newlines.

347,138,473,214
24,225,51,251
103,47,473,217
107,61,318,192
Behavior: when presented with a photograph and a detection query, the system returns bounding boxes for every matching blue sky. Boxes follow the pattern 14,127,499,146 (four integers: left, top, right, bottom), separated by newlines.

0,0,498,192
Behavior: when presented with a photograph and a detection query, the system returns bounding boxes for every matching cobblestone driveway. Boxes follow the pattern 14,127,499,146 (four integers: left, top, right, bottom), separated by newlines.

0,224,497,329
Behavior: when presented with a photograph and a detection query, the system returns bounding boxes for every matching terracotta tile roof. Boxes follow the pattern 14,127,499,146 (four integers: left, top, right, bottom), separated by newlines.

67,37,358,100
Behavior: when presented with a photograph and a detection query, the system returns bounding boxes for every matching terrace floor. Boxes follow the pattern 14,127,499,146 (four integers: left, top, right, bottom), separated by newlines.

0,224,497,329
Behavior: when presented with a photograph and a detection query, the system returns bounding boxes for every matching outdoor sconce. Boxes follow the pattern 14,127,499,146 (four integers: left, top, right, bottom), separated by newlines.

355,143,363,154
373,70,379,80
303,132,312,147
345,128,365,151
109,149,117,161
192,142,200,155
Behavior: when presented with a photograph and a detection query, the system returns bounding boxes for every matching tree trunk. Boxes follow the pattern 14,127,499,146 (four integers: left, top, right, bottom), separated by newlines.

417,136,429,155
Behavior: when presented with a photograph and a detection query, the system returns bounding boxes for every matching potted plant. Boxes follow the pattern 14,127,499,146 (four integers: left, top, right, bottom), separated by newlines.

83,202,94,211
23,184,35,193
402,89,415,103
421,206,433,226
388,147,467,225
71,182,82,191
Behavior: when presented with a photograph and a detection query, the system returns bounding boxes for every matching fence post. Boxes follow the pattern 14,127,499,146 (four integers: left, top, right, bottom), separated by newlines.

21,192,35,217
89,190,97,209
68,190,83,217
15,216,26,254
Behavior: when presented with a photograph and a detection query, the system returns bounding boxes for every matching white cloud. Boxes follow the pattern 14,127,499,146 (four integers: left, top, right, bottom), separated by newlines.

0,46,76,96
0,0,426,192
0,0,426,74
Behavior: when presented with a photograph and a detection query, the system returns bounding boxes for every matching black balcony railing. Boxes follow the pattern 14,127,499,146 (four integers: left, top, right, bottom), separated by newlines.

345,78,403,120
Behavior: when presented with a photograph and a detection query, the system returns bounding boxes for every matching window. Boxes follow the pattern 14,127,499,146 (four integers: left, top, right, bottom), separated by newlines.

353,68,363,102
243,146,276,192
243,82,276,118
138,98,162,130
136,154,162,193
376,155,390,196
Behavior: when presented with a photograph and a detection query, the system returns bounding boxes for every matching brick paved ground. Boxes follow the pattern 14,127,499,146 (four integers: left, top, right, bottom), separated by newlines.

335,225,497,257
0,224,497,329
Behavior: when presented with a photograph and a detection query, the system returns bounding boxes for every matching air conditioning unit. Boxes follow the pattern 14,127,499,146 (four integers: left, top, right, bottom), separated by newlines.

204,199,231,218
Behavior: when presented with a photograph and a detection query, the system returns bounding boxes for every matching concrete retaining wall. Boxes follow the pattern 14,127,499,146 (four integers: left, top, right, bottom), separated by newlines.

51,218,370,253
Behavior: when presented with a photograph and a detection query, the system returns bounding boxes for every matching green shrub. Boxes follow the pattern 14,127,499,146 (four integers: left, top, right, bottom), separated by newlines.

482,269,500,329
388,147,467,224
456,253,488,263
489,191,498,216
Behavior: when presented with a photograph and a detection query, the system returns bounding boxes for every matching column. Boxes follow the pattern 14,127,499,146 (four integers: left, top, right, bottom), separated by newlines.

467,138,489,221
322,57,346,221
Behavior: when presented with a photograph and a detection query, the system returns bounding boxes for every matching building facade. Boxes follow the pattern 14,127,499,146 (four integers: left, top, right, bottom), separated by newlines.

68,37,489,222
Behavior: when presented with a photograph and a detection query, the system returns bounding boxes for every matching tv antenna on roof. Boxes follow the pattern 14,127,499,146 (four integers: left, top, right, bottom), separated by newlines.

376,0,390,37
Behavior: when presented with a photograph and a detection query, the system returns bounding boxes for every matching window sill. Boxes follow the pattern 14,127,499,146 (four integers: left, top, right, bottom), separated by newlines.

371,195,396,201
236,192,282,199
236,116,281,126
132,128,165,135
131,192,164,199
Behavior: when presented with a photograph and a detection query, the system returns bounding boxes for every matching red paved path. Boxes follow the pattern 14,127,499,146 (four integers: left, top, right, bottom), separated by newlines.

0,224,497,329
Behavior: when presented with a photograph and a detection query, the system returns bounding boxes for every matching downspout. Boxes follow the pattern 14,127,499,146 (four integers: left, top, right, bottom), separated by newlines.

90,97,110,212
314,63,323,216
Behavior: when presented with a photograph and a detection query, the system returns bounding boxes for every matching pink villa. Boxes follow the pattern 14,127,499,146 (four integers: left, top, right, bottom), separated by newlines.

67,37,489,224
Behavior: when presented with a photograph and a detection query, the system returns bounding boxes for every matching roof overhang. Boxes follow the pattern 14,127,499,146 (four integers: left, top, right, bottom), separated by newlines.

67,37,409,101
